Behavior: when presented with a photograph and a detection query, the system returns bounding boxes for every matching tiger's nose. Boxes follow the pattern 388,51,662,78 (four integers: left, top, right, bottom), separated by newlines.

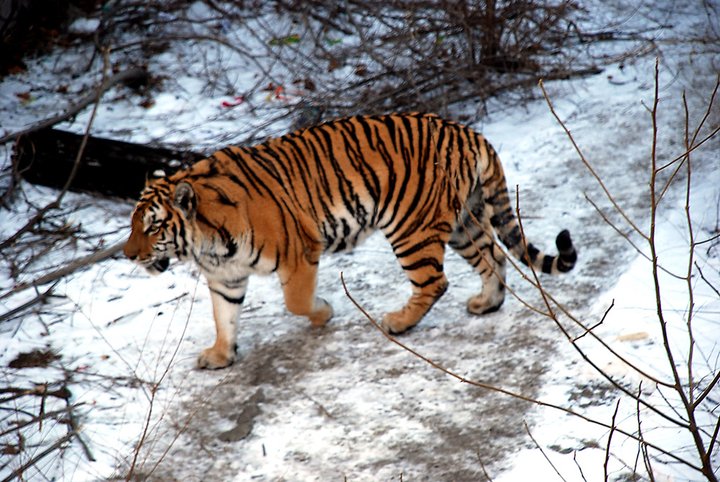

123,242,138,260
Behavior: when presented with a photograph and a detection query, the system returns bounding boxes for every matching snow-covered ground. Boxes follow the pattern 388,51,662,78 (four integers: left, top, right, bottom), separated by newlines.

1,1,718,481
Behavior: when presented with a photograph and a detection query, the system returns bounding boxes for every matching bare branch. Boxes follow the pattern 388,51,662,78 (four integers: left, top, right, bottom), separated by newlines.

524,420,568,482
572,451,589,482
573,299,614,342
538,79,648,240
636,383,655,481
681,90,697,406
0,282,58,323
604,399,621,482
693,370,720,410
648,58,717,482
1,241,125,303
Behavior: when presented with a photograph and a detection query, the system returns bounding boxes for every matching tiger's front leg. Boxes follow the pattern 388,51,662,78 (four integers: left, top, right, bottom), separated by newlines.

280,260,333,327
198,277,248,369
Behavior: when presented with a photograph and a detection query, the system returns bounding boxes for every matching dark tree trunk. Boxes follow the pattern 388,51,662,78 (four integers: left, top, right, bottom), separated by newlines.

13,128,205,199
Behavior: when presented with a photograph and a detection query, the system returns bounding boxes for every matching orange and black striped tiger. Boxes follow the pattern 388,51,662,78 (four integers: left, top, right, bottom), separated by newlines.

124,113,576,369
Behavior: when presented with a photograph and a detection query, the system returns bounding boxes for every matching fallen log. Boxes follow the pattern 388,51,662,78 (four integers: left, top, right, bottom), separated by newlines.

14,128,205,199
0,68,149,145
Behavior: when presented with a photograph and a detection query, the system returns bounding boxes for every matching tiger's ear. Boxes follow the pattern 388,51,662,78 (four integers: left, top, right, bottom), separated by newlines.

144,169,167,187
174,182,196,218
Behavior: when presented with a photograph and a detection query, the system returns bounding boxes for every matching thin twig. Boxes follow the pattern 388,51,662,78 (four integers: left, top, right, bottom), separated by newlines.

695,262,720,299
681,91,697,406
694,232,720,247
524,420,568,482
694,370,720,410
0,384,70,404
636,382,655,481
0,405,81,437
655,75,719,206
584,194,647,256
604,399,621,482
532,286,674,389
68,404,95,462
0,281,58,323
706,412,720,467
572,451,589,482
655,122,720,174
1,240,125,302
295,389,335,419
573,299,614,342
475,449,495,482
514,186,555,318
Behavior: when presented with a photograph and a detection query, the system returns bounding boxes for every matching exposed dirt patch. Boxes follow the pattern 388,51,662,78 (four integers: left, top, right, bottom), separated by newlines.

218,389,266,442
137,292,567,480
8,348,60,369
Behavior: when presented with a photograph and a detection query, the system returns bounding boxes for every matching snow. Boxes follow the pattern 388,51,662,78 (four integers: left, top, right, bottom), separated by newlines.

68,18,100,36
1,0,718,481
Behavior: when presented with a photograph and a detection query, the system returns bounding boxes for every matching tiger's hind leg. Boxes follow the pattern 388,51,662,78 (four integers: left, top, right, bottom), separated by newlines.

449,206,507,315
382,232,449,334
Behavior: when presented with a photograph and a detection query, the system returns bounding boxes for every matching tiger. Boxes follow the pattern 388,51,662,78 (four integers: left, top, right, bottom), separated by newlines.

124,112,577,369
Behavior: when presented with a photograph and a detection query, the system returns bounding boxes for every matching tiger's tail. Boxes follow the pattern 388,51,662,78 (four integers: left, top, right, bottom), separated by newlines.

478,140,577,275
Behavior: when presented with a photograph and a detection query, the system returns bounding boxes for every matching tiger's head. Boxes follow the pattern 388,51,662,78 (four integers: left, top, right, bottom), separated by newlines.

124,179,197,274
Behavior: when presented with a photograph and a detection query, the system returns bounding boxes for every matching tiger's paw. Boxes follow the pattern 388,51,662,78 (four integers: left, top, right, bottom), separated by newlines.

197,346,235,369
309,298,334,327
467,292,505,315
381,310,418,335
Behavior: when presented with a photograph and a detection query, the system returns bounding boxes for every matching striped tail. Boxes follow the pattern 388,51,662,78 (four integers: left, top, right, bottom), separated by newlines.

480,144,577,275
